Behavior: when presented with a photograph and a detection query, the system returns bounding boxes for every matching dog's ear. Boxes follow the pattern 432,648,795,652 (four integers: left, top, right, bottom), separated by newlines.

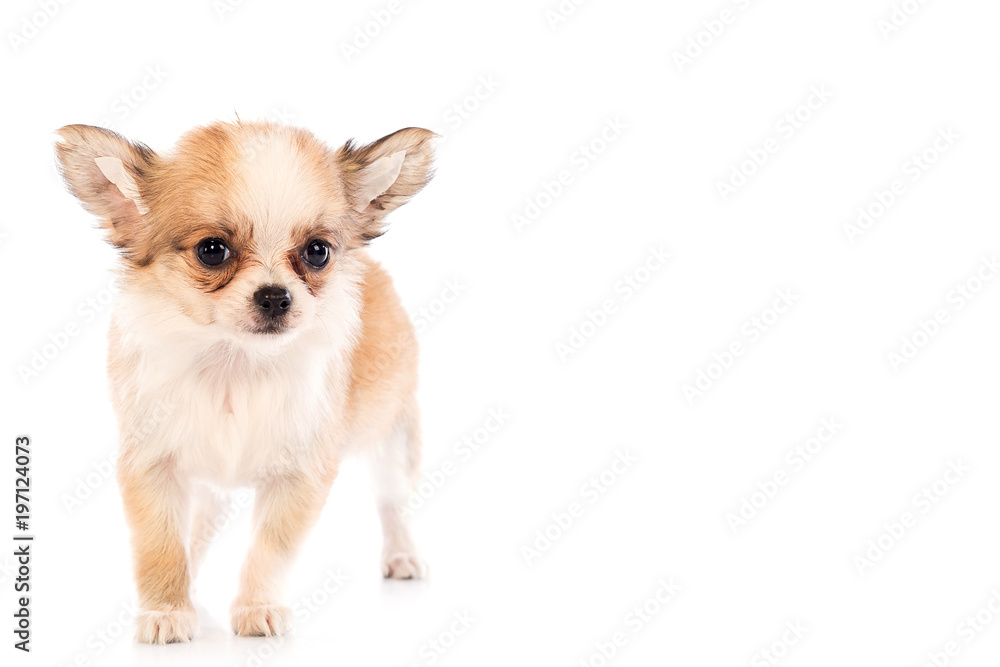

54,124,157,250
336,127,436,243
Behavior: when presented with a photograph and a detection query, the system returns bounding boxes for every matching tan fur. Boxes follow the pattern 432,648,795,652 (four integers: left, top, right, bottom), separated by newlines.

347,256,420,448
56,120,436,643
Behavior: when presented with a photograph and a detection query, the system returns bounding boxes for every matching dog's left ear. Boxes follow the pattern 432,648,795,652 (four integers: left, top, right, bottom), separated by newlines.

336,127,436,243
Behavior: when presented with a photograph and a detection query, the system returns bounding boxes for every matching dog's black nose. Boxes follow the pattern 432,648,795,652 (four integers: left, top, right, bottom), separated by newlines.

253,285,292,318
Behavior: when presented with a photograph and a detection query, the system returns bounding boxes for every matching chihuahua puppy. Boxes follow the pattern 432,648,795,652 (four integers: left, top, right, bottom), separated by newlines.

55,120,435,643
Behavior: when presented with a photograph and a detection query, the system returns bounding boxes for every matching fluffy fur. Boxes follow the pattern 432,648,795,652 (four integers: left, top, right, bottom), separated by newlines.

55,120,436,643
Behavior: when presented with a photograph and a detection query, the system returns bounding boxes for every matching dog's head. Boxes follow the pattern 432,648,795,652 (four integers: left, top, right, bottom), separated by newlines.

55,121,435,352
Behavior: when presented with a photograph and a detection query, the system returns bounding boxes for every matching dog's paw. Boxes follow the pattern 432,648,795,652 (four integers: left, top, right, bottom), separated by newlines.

231,603,291,637
135,607,197,644
382,552,429,579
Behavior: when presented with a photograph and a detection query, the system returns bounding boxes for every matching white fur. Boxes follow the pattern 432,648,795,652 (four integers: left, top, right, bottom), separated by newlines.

235,133,330,252
111,258,362,487
370,422,428,578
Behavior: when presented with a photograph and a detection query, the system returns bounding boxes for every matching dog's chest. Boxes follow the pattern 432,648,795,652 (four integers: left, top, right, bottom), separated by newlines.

156,347,336,485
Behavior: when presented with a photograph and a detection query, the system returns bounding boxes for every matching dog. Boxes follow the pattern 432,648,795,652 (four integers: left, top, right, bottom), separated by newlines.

54,120,436,643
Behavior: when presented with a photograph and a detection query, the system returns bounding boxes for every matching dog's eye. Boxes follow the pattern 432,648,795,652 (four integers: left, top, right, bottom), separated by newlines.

303,239,331,269
197,238,230,267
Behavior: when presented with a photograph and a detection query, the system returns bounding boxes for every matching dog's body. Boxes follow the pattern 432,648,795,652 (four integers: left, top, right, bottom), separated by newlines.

55,121,435,643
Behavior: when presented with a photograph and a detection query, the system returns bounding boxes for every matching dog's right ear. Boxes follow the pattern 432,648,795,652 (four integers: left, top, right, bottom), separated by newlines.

54,124,157,249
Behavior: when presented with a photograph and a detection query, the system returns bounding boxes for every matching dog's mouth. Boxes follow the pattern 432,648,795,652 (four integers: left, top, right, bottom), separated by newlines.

228,320,301,353
244,320,292,336
249,322,287,335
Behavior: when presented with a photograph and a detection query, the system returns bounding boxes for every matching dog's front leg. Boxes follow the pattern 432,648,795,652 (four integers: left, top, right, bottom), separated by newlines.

231,468,336,637
118,458,196,644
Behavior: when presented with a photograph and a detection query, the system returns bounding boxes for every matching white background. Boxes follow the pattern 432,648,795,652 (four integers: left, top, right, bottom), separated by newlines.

2,0,1000,665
